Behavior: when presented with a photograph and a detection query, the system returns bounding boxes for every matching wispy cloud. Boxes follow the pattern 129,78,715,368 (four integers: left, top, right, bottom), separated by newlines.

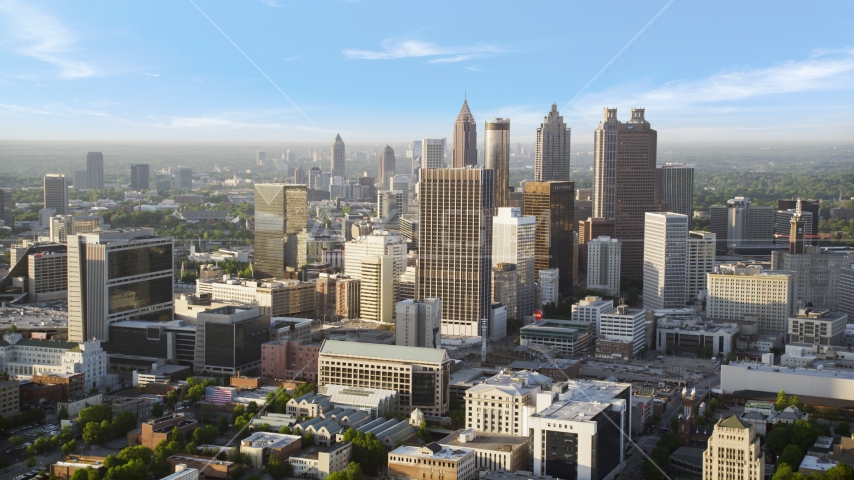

0,0,95,79
160,116,285,129
282,56,300,62
260,0,279,6
142,72,160,77
343,38,505,63
465,66,482,72
0,102,111,117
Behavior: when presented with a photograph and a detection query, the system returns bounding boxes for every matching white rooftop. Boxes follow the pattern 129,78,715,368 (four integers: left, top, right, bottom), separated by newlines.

727,362,854,380
240,432,301,449
319,384,397,407
799,455,838,472
391,444,473,460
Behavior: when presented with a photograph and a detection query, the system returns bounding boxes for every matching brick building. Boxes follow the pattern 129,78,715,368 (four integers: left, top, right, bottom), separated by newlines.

128,414,199,450
261,340,320,383
32,372,84,400
0,380,20,417
166,455,233,479
388,443,477,480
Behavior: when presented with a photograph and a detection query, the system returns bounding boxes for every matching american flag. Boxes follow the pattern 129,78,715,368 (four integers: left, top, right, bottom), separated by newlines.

205,386,234,405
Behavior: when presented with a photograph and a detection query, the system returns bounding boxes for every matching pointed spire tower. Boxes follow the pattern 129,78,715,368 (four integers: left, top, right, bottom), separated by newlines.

453,98,477,168
331,133,345,178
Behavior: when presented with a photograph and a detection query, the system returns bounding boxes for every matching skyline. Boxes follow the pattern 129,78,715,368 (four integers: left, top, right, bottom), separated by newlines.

1,1,854,143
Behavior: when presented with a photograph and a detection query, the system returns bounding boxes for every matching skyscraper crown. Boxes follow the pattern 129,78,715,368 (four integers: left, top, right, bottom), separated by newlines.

456,99,475,123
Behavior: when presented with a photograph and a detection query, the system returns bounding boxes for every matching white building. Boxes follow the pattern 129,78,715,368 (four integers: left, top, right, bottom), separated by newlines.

788,307,847,346
377,190,405,224
195,277,315,318
721,362,854,401
570,296,612,335
395,298,442,348
464,370,552,436
702,417,765,480
0,332,113,391
654,315,737,356
240,432,302,469
422,139,446,169
539,268,559,306
492,207,536,318
599,305,646,359
686,231,716,301
586,236,620,296
317,384,398,419
290,442,352,479
344,231,407,278
706,263,796,334
360,256,394,323
771,246,853,312
642,212,688,310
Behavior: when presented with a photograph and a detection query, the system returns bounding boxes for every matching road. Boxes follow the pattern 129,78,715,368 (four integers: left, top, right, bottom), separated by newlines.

0,450,62,480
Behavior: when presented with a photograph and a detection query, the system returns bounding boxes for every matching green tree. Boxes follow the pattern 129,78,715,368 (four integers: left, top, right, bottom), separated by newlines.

164,390,180,408
78,404,112,430
57,407,70,421
301,431,314,449
170,425,184,443
26,458,36,468
231,405,245,423
9,435,24,448
193,425,220,445
279,425,292,434
778,445,804,471
111,411,137,436
834,421,851,437
104,458,148,480
341,429,386,473
771,463,808,480
776,389,788,411
62,439,78,455
151,402,164,418
294,383,318,397
117,445,152,464
246,401,259,416
60,425,76,443
417,422,431,443
218,415,230,434
267,455,292,479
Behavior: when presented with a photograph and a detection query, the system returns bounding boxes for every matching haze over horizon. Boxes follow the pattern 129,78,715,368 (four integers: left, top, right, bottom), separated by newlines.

2,1,854,144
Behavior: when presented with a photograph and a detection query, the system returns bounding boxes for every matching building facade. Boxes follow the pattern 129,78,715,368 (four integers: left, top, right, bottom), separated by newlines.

599,305,646,359
331,134,345,178
359,256,394,323
453,99,477,168
586,236,621,296
701,417,765,480
395,299,442,349
253,183,308,279
687,231,716,301
492,207,536,318
534,104,571,182
43,174,69,216
485,118,511,210
643,212,689,310
656,163,694,219
706,264,795,334
130,164,150,191
524,181,574,293
378,145,395,189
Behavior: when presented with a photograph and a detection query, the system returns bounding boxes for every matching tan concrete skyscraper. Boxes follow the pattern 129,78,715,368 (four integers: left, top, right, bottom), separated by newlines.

452,99,477,168
254,184,308,279
378,145,395,189
331,133,345,178
702,416,765,480
593,108,663,280
484,118,510,210
418,168,494,336
534,104,571,181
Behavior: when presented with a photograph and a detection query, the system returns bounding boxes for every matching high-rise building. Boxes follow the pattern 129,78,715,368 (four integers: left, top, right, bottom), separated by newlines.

294,167,306,184
43,174,68,216
256,151,266,165
709,197,775,254
360,256,394,323
73,170,88,190
523,181,574,293
656,163,694,219
130,164,150,191
484,118,510,210
492,207,536,318
344,231,407,280
331,134,345,178
706,263,795,334
0,189,13,228
492,264,518,321
452,99,477,168
643,212,689,310
534,104,571,182
686,231,716,301
778,198,820,238
775,209,813,242
578,217,615,276
49,215,102,243
193,306,271,375
395,298,442,348
172,166,193,190
539,268,559,306
840,266,854,318
253,184,308,279
377,190,404,224
86,152,104,190
593,108,662,279
422,139,445,169
771,245,853,312
598,304,646,359
378,145,395,189
68,228,174,342
418,168,494,336
702,417,765,480
586,236,621,296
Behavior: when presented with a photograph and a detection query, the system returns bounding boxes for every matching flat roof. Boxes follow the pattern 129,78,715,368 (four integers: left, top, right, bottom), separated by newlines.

240,432,301,449
727,362,854,380
438,430,528,452
319,384,397,407
319,339,447,364
532,399,610,422
799,455,838,472
670,446,704,465
391,444,473,460
292,442,351,460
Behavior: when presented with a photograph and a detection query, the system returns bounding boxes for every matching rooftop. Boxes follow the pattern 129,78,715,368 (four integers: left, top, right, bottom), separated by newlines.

719,416,749,430
479,471,554,480
726,362,854,380
292,442,351,460
438,430,528,452
319,384,397,407
391,443,473,461
799,455,838,472
466,370,553,396
319,339,447,364
669,446,704,465
532,398,610,422
240,432,301,449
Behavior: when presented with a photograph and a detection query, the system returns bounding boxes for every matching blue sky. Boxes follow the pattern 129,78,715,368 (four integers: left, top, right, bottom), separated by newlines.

2,0,854,146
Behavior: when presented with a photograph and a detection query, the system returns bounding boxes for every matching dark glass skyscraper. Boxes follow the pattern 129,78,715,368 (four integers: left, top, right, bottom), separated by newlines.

534,104,571,182
524,181,575,294
130,164,150,191
254,183,307,279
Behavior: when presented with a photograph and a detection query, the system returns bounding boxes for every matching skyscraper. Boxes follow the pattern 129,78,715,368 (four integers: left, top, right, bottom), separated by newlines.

43,174,68,216
492,207,536,318
256,151,266,165
702,417,765,480
73,170,88,190
68,228,174,342
378,145,396,189
523,181,574,294
171,166,193,190
452,99,477,168
0,189,13,228
130,164,150,191
534,104,571,182
422,139,445,169
593,108,663,279
418,168,494,336
656,163,694,219
709,197,775,254
587,236,621,297
485,118,511,210
253,184,308,279
642,212,688,310
687,231,716,301
360,256,394,323
331,134,345,178
86,152,104,190
395,298,442,348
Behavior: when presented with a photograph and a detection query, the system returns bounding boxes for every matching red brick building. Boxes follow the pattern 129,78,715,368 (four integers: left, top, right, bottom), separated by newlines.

260,340,320,383
127,413,198,450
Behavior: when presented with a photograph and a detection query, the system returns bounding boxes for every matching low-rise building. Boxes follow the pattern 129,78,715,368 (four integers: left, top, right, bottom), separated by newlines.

50,455,107,480
196,278,315,318
260,340,320,383
290,442,352,479
654,315,737,356
520,319,594,356
0,380,20,416
166,455,233,479
193,307,271,375
438,429,529,472
160,464,200,480
465,370,552,436
722,362,854,407
388,443,477,480
57,393,102,417
128,413,199,450
788,307,848,346
0,333,112,391
318,384,398,419
239,432,302,469
287,393,332,418
668,446,704,479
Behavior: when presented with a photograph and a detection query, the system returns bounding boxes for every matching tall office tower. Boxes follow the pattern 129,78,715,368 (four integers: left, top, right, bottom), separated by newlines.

534,104,571,182
593,108,662,279
656,163,694,219
702,417,765,480
523,181,574,293
294,166,306,184
378,145,395,189
130,164,150,191
452,99,477,168
395,298,442,348
418,168,494,336
256,151,266,165
706,264,795,334
642,212,689,310
43,174,69,216
491,264,518,320
587,236,621,296
775,209,813,243
411,140,423,175
778,198,820,238
422,139,446,169
172,166,193,190
390,176,411,213
839,266,854,317
73,170,88,190
50,214,102,243
709,205,728,254
308,167,322,190
578,217,615,275
686,231,716,301
539,268,559,305
484,118,510,210
771,245,852,312
67,228,174,342
709,197,775,254
253,184,308,279
86,152,104,190
344,232,407,279
377,190,404,224
0,189,13,228
360,256,394,323
492,207,536,318
331,133,345,178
